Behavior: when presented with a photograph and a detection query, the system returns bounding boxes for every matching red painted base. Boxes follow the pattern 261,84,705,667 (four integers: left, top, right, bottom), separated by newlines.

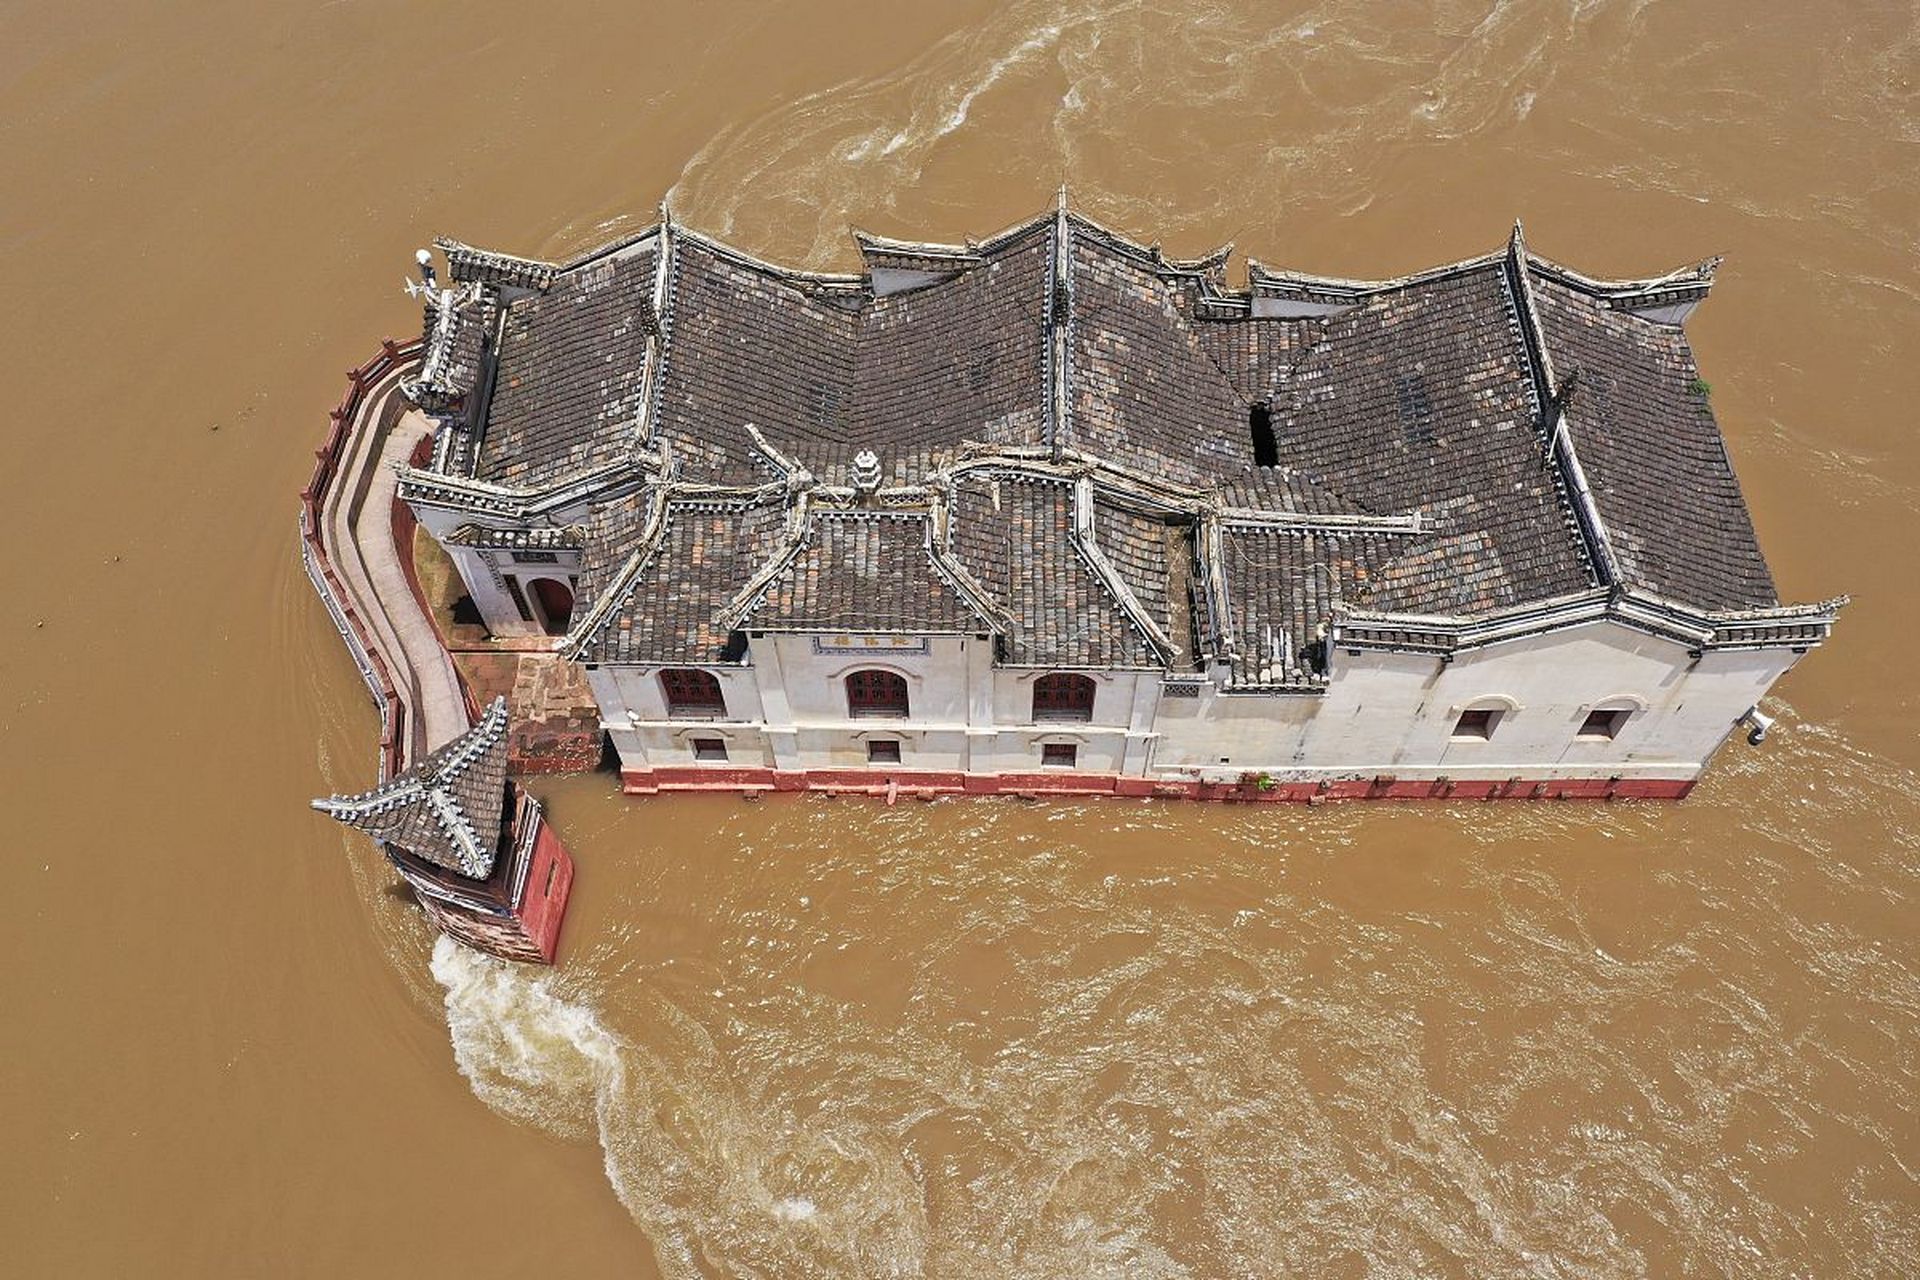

619,767,1695,803
513,818,574,964
406,806,575,965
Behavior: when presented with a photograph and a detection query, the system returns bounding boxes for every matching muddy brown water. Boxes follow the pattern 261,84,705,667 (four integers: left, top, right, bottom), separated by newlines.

4,1,1918,1275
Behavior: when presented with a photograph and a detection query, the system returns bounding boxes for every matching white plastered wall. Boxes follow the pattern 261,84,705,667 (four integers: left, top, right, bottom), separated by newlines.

586,618,1800,783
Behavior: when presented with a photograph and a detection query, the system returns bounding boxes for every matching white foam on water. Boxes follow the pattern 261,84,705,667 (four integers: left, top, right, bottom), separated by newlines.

430,934,619,1140
883,22,1063,157
771,1195,817,1222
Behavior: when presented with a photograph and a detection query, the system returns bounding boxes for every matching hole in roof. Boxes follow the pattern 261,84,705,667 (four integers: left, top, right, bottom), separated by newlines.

1250,401,1278,467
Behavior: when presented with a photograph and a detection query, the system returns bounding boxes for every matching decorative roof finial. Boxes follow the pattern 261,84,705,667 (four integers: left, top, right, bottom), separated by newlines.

852,449,882,496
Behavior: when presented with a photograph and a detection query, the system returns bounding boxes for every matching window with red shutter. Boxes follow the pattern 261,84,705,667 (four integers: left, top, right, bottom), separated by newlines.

846,670,909,718
660,669,726,718
1032,673,1096,723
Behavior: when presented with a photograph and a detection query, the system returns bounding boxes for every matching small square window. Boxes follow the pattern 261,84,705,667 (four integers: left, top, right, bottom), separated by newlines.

1579,708,1628,740
691,738,728,761
867,740,901,764
1452,708,1499,740
1042,743,1077,768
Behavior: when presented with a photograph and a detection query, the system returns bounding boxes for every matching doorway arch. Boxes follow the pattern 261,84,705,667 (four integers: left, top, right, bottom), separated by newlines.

528,577,575,635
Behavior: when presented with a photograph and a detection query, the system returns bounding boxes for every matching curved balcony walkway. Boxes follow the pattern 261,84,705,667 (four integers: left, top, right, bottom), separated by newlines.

302,346,471,772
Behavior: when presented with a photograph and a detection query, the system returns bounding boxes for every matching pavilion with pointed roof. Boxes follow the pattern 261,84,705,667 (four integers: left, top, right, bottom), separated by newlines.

312,696,513,880
311,697,572,962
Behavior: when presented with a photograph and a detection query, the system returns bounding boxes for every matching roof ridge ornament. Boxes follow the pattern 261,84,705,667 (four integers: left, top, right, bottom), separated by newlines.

851,449,883,497
1047,199,1073,463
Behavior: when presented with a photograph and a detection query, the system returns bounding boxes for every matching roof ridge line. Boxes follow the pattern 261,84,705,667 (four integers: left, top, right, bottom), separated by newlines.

637,218,680,450
1046,203,1073,463
851,227,987,264
560,487,676,660
1072,478,1175,662
674,223,867,288
1247,248,1506,298
1505,223,1621,587
1218,507,1428,536
712,494,816,631
1524,246,1723,302
926,494,1014,635
430,696,511,780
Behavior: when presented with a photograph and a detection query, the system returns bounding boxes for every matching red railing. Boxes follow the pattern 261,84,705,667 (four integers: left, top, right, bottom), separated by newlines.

298,337,424,782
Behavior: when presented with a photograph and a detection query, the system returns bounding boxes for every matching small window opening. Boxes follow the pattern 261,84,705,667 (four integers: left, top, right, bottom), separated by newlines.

1042,743,1078,768
867,739,901,764
528,577,575,635
691,737,728,761
543,859,559,897
1250,401,1278,467
1579,708,1629,740
1453,708,1500,740
503,574,534,623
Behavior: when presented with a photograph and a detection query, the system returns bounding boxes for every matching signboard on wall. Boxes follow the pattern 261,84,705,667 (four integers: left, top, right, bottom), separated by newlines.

809,635,930,656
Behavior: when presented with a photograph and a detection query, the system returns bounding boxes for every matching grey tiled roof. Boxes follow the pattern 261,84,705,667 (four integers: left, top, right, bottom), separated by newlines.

1357,530,1525,616
1068,231,1250,484
474,239,658,488
411,208,1810,678
1239,262,1595,607
650,237,859,487
1214,467,1377,517
948,474,1161,667
1222,529,1400,687
311,697,512,880
848,228,1050,479
1528,270,1777,609
750,513,982,633
1091,497,1196,664
575,498,787,664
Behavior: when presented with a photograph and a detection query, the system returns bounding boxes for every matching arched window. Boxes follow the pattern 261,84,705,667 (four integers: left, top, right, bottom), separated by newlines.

1032,672,1096,722
660,669,726,718
529,577,575,635
846,669,909,718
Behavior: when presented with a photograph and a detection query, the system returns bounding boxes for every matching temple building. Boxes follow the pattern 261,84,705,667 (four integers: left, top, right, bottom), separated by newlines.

386,204,1842,802
313,697,572,961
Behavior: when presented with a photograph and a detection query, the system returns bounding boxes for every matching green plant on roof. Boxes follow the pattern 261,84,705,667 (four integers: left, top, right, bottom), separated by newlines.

1689,376,1713,399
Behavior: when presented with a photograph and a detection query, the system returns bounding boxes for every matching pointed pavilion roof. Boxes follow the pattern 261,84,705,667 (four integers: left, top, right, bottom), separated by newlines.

312,696,512,880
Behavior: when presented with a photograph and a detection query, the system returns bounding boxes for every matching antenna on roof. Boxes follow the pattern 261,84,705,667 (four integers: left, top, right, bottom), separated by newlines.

403,247,440,300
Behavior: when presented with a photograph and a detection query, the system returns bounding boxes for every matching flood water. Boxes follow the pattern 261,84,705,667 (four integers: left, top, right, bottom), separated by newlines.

4,1,1918,1275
